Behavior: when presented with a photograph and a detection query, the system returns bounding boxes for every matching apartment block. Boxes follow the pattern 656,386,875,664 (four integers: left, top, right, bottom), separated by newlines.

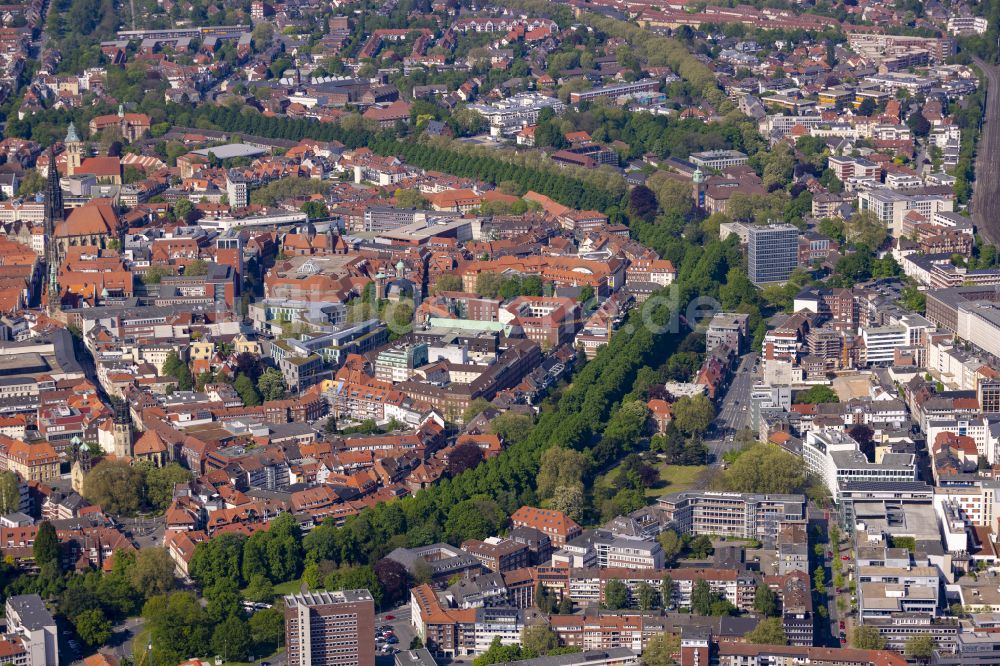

747,224,799,285
705,313,750,354
656,491,806,543
803,430,917,502
284,590,375,666
5,595,57,666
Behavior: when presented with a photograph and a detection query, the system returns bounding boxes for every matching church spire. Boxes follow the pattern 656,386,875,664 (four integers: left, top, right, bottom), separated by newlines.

44,145,63,226
44,145,64,311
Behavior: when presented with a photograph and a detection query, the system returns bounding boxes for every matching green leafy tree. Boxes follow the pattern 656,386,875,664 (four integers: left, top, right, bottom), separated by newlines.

462,398,492,423
904,635,935,662
205,578,243,624
814,566,827,595
129,547,176,598
753,584,780,617
17,170,45,197
549,484,585,522
75,607,112,647
604,579,629,609
212,614,252,662
642,632,680,666
691,579,714,615
445,496,506,544
687,534,714,559
672,394,715,436
185,259,209,276
394,189,428,209
33,521,59,569
245,573,275,603
324,565,384,608
143,592,212,666
844,211,887,249
189,533,245,589
657,529,683,565
0,471,20,515
257,368,287,401
144,463,191,513
521,623,560,654
558,596,574,614
488,412,533,445
473,636,534,666
249,607,284,652
851,625,886,650
433,274,464,294
142,266,169,285
537,446,588,500
301,200,329,219
746,617,787,645
661,575,674,607
636,582,659,610
234,374,262,406
794,385,839,404
82,460,145,516
173,198,194,222
719,443,807,494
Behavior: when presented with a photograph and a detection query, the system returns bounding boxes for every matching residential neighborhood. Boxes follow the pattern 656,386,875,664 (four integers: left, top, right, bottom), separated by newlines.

0,0,993,664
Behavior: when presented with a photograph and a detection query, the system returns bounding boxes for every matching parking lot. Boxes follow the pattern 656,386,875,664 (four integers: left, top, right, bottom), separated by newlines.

375,604,415,666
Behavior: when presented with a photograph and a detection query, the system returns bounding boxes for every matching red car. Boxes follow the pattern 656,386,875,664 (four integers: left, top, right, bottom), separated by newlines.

384,615,395,620
841,555,850,561
839,621,846,630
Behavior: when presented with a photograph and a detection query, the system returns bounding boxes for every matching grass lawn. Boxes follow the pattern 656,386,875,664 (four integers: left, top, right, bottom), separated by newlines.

594,459,707,500
240,577,304,599
645,463,708,497
132,626,151,664
271,578,304,595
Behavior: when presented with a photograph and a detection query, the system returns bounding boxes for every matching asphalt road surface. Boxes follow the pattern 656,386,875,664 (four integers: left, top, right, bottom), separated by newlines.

970,56,1000,245
704,352,758,464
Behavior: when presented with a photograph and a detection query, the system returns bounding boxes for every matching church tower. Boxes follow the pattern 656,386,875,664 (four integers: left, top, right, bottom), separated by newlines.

64,123,82,176
70,437,91,494
692,167,706,210
112,400,133,460
43,144,64,313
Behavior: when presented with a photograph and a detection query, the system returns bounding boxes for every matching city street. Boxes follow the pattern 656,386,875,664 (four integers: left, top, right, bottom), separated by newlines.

704,352,758,465
971,56,1000,245
118,515,166,549
376,605,414,666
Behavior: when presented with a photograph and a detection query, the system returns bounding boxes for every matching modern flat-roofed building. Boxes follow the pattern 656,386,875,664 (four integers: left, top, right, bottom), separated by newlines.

705,312,750,353
947,15,989,35
804,430,917,502
747,223,798,285
569,80,659,104
689,150,748,170
655,491,806,543
284,590,375,666
5,594,57,666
